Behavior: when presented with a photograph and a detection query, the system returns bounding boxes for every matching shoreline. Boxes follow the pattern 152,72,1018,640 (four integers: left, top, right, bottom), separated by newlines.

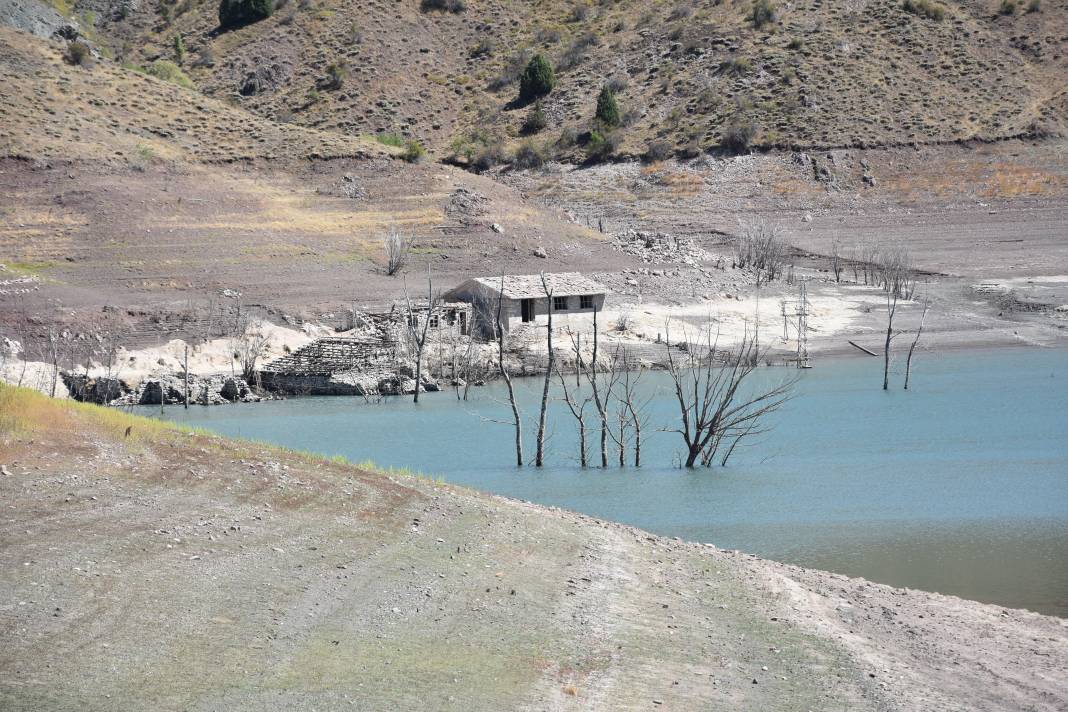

2,384,1065,709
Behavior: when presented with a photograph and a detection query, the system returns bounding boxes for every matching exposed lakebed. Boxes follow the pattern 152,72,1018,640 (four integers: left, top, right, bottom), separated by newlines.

145,347,1068,617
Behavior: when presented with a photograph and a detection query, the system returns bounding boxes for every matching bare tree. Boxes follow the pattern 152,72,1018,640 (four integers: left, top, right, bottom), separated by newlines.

611,348,651,466
734,218,788,287
665,327,795,468
556,334,592,467
405,264,439,404
495,276,523,467
830,238,843,283
384,226,414,276
904,287,929,391
584,306,610,467
535,273,554,467
883,289,898,391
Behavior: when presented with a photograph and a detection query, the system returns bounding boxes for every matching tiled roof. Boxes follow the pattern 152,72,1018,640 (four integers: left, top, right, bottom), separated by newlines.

467,273,606,299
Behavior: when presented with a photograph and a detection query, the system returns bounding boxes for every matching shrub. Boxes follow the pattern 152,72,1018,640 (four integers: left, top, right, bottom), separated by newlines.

669,1,693,20
595,85,621,127
374,132,406,147
787,36,803,50
1025,0,1040,11
643,139,673,162
606,73,628,93
173,34,185,64
218,0,273,30
721,119,757,153
585,130,620,162
420,0,465,11
64,40,92,67
518,54,555,102
902,0,945,20
557,126,579,148
321,61,347,90
521,101,548,135
749,0,777,28
998,0,1016,14
512,140,548,169
146,60,194,89
469,37,493,57
489,50,531,91
471,142,507,171
569,3,589,22
720,56,752,76
401,140,425,163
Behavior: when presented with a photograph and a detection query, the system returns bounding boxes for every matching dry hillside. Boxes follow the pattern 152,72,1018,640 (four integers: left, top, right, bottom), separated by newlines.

82,0,1068,157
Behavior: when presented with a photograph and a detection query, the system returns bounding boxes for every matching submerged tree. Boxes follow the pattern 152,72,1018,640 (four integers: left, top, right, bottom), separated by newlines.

494,275,524,467
903,286,930,390
665,327,795,468
535,273,555,467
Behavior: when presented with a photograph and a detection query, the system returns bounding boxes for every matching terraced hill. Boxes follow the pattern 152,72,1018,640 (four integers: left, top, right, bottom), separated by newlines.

74,0,1068,158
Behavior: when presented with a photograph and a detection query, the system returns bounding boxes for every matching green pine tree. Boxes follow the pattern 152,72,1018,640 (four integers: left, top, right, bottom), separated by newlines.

518,54,555,102
595,85,620,127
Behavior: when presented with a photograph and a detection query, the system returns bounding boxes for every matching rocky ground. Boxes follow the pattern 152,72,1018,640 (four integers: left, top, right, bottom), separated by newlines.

1,385,1065,710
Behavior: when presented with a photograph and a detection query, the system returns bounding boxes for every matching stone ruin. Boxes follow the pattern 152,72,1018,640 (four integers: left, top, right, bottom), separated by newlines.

62,372,261,406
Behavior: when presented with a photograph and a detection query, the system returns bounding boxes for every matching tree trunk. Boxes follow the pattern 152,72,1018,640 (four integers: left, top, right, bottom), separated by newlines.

904,297,929,390
535,280,553,467
497,277,523,467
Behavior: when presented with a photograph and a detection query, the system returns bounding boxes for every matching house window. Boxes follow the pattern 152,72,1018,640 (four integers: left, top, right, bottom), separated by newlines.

580,294,594,309
429,314,439,328
553,296,569,312
521,298,534,322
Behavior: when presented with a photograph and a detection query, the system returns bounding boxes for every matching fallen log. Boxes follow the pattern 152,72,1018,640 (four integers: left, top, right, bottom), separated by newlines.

848,340,878,356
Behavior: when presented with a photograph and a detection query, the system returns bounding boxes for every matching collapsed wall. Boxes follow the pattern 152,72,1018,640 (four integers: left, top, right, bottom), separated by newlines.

258,337,439,396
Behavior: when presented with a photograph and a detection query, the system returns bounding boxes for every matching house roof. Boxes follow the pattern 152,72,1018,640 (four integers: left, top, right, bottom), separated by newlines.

460,273,606,300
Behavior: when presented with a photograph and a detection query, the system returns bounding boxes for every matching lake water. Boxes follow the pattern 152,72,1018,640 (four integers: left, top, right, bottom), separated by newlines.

143,347,1068,617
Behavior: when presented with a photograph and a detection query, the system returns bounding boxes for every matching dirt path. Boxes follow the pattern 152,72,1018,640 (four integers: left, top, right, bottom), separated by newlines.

1,386,1064,710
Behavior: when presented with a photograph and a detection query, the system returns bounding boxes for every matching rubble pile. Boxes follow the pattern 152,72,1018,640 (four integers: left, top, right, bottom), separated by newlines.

611,229,711,266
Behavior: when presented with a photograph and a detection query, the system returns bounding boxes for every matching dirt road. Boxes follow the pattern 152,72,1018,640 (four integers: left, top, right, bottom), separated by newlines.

1,386,1064,710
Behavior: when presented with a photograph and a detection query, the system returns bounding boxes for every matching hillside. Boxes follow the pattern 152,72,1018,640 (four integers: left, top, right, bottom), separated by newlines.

0,26,385,162
1,383,1066,710
71,0,1068,158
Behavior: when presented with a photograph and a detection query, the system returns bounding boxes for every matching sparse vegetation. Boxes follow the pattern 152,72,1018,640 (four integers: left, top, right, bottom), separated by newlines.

518,53,555,102
401,139,426,163
420,0,465,12
63,40,92,67
383,227,413,276
1025,0,1041,12
512,139,548,169
721,119,758,153
997,0,1016,14
585,130,620,162
721,57,753,76
902,0,945,20
643,139,673,163
521,101,548,135
218,0,273,30
145,60,194,89
595,85,621,127
373,132,406,147
749,0,777,28
173,34,185,64
321,61,347,90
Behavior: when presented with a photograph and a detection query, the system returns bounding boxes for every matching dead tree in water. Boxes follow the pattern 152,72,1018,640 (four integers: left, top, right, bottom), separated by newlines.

904,288,929,390
405,264,439,404
584,306,611,467
665,328,795,468
611,347,650,467
535,273,554,467
495,276,523,467
830,239,843,283
883,290,898,391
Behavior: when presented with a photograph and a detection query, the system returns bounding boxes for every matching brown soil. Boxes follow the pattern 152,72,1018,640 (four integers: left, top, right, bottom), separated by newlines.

1,387,1065,710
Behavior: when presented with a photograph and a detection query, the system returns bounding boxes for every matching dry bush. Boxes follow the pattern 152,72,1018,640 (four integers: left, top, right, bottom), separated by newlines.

383,227,413,276
734,218,787,286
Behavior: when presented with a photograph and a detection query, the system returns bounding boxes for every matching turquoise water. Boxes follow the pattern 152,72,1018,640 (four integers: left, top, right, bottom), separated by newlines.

145,347,1068,617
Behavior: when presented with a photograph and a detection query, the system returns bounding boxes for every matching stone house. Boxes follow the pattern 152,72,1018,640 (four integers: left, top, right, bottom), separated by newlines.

444,273,607,338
